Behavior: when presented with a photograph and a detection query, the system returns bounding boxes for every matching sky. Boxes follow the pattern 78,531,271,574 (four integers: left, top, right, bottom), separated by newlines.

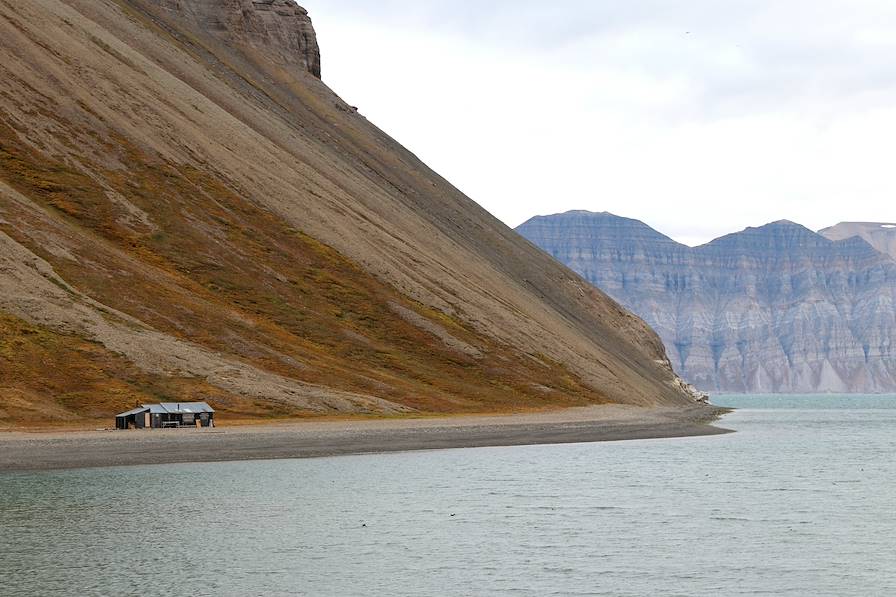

302,1,896,246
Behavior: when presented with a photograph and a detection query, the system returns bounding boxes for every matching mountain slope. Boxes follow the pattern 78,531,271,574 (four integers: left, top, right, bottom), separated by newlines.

0,0,698,426
519,211,896,393
820,222,896,260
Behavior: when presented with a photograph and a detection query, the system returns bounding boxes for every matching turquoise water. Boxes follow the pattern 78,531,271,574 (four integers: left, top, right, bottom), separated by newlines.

713,393,896,410
2,395,895,596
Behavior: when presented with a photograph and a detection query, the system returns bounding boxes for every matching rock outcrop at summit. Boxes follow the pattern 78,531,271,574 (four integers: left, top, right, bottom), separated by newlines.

519,211,896,393
0,1,698,426
152,0,321,78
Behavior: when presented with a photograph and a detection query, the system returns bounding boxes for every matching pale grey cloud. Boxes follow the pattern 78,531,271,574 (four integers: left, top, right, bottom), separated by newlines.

302,1,896,244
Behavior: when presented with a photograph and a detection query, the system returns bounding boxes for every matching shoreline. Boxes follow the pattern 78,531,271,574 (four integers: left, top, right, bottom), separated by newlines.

0,404,732,472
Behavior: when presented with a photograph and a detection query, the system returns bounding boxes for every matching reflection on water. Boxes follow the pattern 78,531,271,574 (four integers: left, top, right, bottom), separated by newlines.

2,395,895,596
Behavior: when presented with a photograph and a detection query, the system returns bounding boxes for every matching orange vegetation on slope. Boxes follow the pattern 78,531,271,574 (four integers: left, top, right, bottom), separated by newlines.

0,113,600,422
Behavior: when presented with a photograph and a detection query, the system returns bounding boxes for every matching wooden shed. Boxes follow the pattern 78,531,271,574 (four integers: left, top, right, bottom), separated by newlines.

115,406,150,430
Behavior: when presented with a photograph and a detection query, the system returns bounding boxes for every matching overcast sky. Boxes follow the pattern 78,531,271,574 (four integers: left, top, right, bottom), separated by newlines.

302,1,896,246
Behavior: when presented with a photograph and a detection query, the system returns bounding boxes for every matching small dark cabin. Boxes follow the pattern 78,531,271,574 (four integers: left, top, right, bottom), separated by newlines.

115,402,215,430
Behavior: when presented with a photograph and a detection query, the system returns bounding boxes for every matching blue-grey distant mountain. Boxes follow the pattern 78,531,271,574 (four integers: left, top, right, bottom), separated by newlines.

518,211,896,393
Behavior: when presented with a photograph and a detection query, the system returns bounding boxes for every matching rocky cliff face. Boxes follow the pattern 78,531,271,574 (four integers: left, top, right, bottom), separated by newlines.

0,1,697,426
820,222,896,261
153,0,321,77
519,212,896,393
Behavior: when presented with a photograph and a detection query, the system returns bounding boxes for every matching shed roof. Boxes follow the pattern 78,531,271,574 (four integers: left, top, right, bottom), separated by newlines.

115,406,150,418
146,402,215,414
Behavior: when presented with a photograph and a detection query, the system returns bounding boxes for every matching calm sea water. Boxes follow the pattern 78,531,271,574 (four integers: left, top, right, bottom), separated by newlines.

2,395,895,597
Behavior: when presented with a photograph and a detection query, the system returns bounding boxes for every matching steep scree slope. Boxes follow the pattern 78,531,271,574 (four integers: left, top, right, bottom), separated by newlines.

0,0,698,426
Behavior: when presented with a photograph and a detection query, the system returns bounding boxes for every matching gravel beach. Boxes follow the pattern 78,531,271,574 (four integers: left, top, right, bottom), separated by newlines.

0,405,731,472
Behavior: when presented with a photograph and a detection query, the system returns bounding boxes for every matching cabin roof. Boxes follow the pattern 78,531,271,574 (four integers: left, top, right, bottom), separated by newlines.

149,402,215,414
116,402,215,417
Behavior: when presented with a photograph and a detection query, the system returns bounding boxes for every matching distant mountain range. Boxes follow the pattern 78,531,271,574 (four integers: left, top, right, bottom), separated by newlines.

518,212,896,393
